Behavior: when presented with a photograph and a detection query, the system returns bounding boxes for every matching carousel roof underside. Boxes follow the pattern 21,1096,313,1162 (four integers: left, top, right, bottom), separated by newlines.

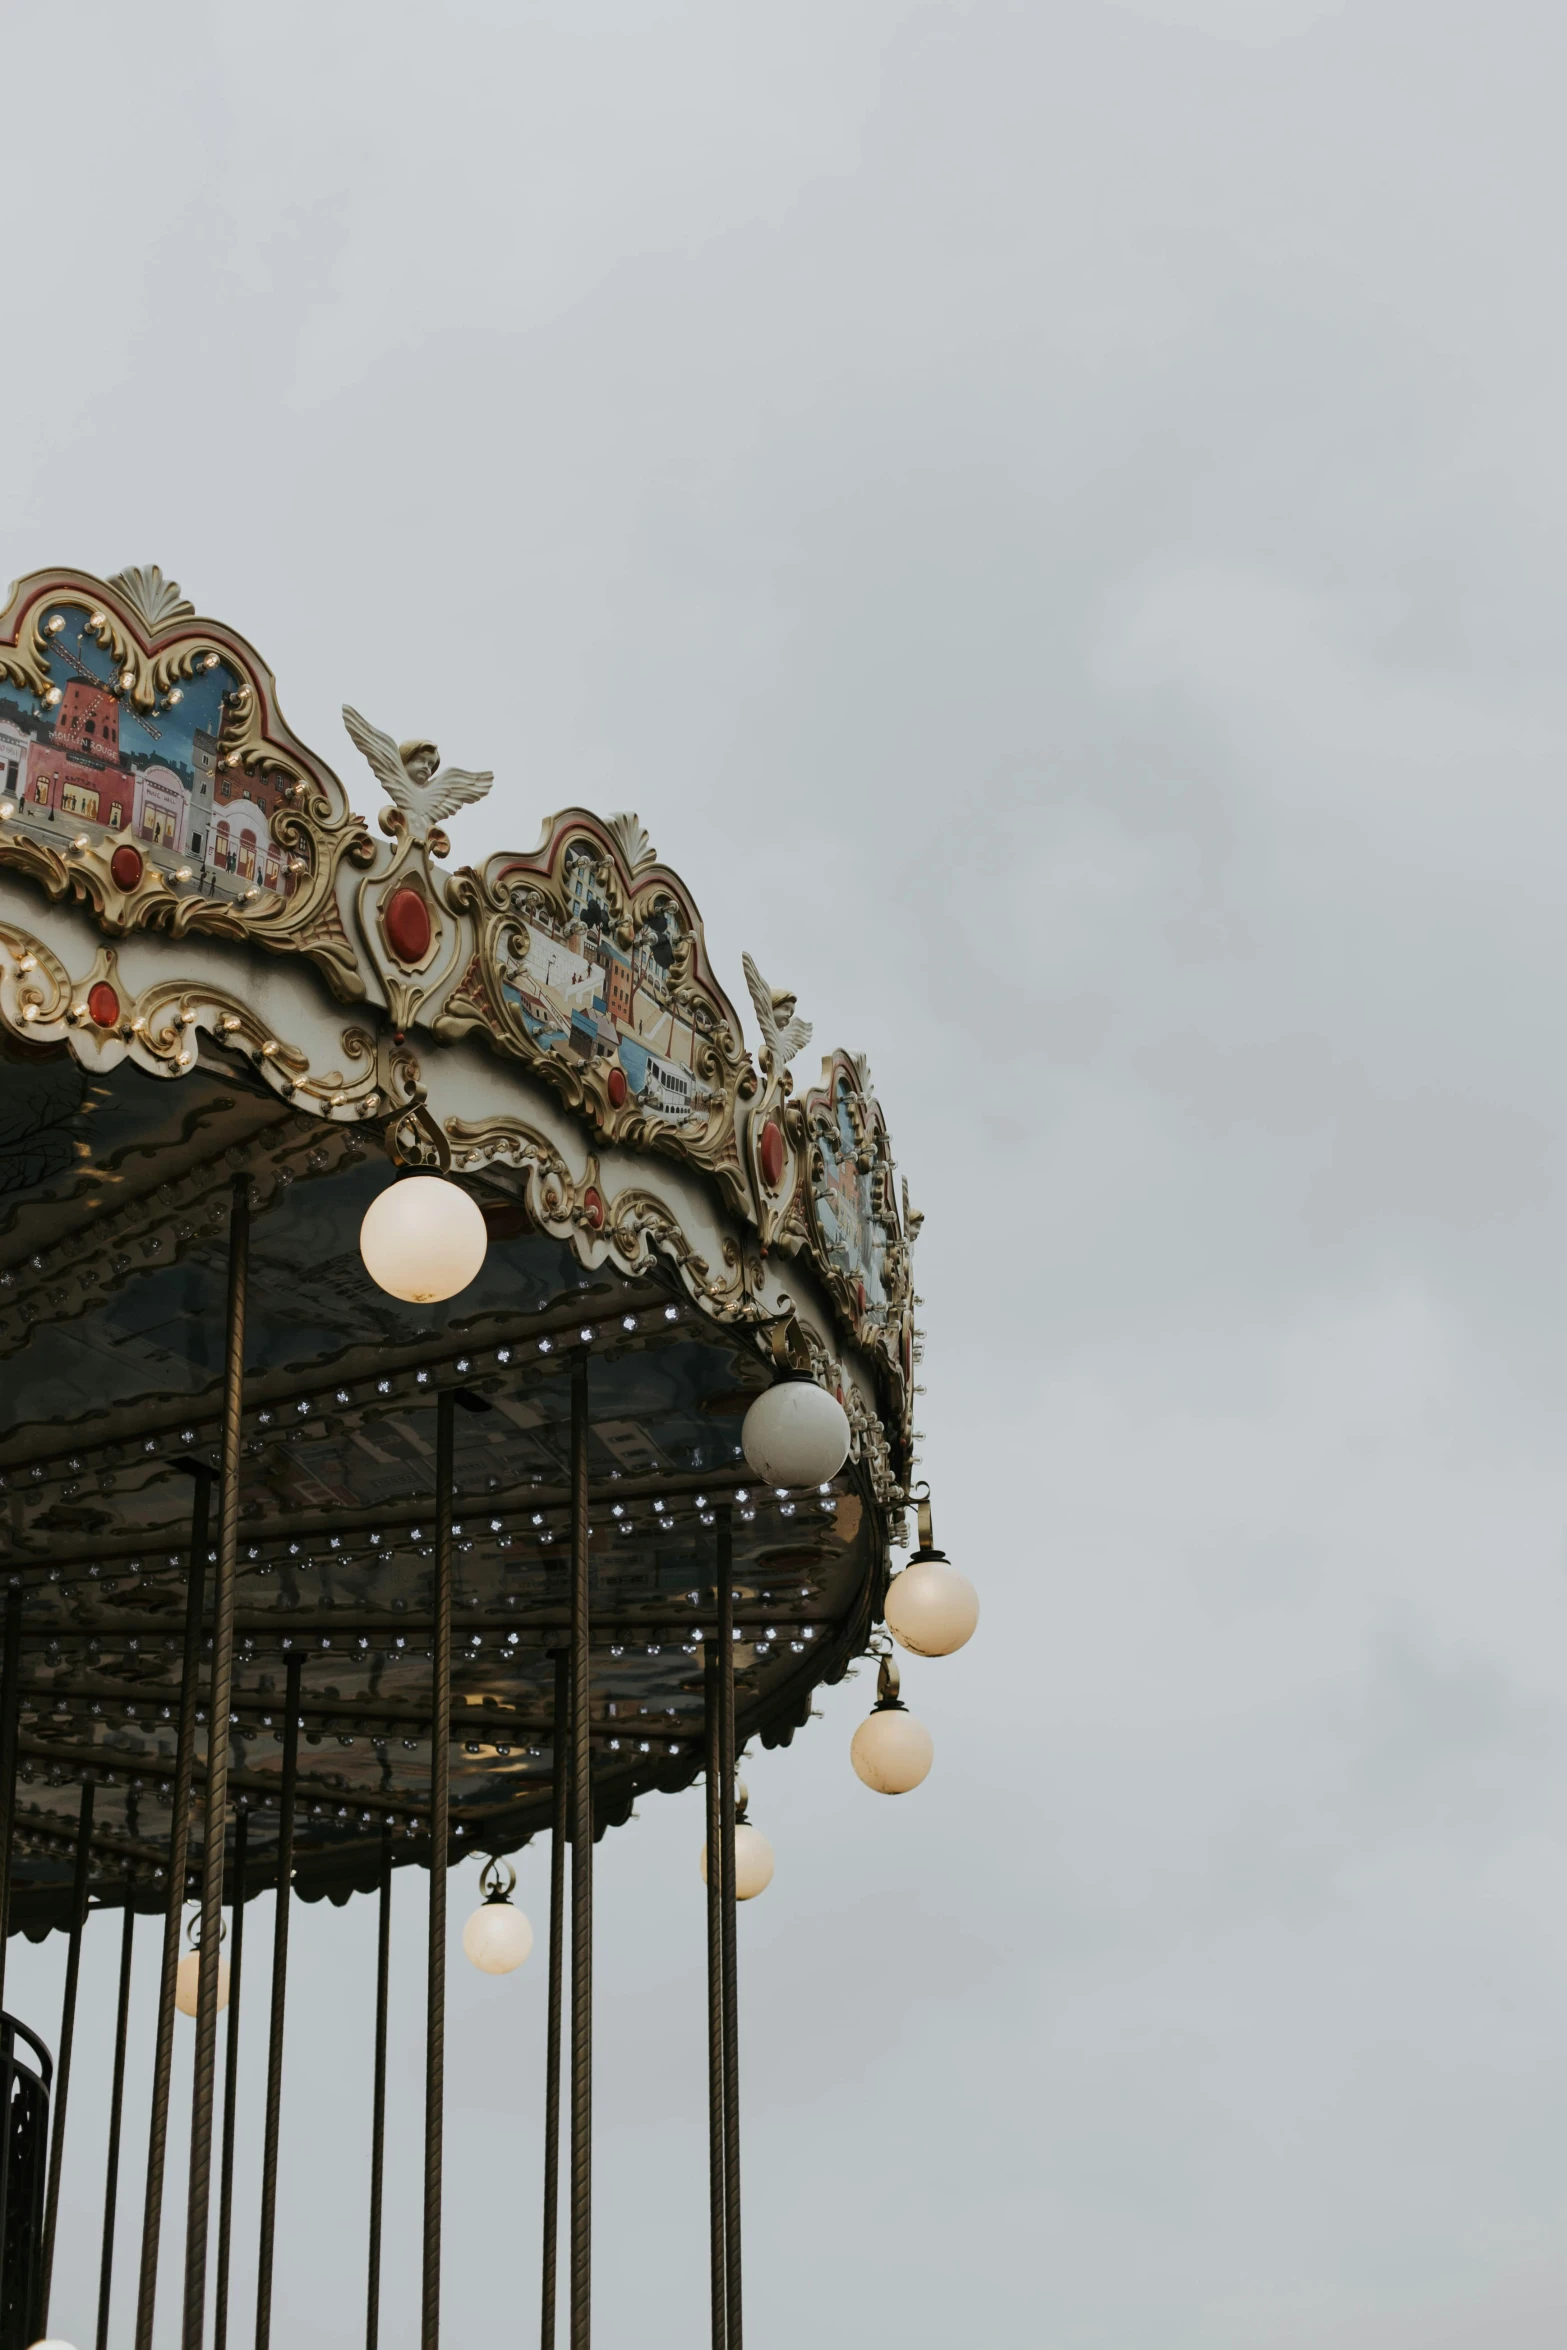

0,1039,877,1932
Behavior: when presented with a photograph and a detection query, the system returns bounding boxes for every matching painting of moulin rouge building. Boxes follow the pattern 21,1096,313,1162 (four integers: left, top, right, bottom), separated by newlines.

499,845,711,1127
0,608,298,899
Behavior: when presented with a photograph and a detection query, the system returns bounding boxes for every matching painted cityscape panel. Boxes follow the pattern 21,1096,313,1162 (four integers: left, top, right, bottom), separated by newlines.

814,1072,893,1322
497,845,711,1125
0,606,299,899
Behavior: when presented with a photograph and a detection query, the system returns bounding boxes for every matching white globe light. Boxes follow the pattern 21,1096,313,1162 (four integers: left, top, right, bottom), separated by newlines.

175,1951,230,2016
884,1556,979,1657
359,1176,488,1305
740,1380,850,1488
699,1823,776,1901
851,1706,934,1795
462,1898,534,1975
30,2339,83,2348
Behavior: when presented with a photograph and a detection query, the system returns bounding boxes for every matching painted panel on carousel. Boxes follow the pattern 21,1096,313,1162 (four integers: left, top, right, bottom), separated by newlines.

802,1052,916,1381
440,811,752,1201
0,565,367,989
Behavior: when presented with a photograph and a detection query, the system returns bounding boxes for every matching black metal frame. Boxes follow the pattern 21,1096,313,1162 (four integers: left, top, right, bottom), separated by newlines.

1,1205,786,2350
0,2010,50,2350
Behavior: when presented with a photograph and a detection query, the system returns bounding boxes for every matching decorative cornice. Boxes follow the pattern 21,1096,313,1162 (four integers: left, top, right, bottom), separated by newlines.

0,566,917,1466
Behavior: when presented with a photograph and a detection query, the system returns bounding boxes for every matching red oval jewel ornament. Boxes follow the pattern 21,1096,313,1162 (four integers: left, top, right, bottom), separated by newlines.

384,886,432,965
759,1119,786,1189
606,1066,628,1109
110,844,143,891
86,982,121,1028
582,1186,605,1230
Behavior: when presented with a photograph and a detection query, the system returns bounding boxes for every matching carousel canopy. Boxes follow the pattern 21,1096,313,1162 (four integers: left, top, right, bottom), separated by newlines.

0,563,921,1930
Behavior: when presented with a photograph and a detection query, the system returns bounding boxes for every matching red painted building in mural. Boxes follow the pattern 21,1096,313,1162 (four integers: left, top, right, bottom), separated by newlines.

21,682,135,831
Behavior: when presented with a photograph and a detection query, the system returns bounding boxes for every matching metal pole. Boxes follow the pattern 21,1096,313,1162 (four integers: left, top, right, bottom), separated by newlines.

423,1388,455,2350
569,1356,592,2350
704,1643,727,2350
0,1585,21,2021
0,1586,21,2289
254,1650,302,2350
136,1474,213,2350
184,1171,249,2350
96,1898,137,2350
366,1821,391,2350
540,1646,568,2350
214,1807,249,2350
716,1506,743,2350
40,1775,96,2319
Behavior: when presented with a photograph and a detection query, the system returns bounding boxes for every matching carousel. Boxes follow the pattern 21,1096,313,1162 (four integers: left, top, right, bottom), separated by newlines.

0,564,977,2350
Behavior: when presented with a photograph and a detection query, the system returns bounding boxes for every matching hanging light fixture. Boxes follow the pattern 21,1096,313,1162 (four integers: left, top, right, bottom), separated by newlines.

740,1324,850,1488
850,1651,933,1794
699,1776,775,1900
462,1856,534,1974
175,1913,230,2016
883,1485,978,1658
360,1173,488,1304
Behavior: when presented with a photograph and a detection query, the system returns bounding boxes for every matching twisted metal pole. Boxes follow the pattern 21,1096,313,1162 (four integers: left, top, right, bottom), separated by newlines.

40,1774,96,2321
136,1473,213,2350
704,1642,727,2350
716,1506,743,2350
0,1586,21,2276
540,1646,569,2350
254,1650,302,2350
366,1821,391,2350
96,1898,137,2350
0,1585,21,2022
569,1355,593,2350
423,1388,455,2350
214,1807,249,2350
183,1171,249,2350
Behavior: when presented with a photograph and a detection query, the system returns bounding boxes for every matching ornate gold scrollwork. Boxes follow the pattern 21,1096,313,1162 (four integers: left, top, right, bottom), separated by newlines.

441,813,753,1209
0,566,370,995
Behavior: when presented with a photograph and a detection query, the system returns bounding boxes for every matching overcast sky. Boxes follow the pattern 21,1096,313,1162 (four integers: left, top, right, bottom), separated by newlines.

9,2,1567,2343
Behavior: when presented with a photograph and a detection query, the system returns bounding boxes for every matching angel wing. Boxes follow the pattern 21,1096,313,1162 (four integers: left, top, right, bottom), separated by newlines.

742,952,779,1056
342,706,415,814
425,766,495,828
776,1012,813,1063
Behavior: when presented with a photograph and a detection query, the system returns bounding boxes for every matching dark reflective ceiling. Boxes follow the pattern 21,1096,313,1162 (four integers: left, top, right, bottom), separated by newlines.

0,1042,878,1930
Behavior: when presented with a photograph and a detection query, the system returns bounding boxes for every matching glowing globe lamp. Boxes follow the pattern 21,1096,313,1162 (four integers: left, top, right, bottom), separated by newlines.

884,1555,979,1658
699,1822,775,1901
360,1175,488,1304
175,1951,230,2016
740,1378,849,1488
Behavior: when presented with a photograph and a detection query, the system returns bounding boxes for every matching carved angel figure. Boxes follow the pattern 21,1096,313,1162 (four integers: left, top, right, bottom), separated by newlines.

342,706,494,844
742,952,813,1073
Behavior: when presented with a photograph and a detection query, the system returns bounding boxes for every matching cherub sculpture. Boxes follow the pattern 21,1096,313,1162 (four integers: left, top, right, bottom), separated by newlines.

342,706,494,845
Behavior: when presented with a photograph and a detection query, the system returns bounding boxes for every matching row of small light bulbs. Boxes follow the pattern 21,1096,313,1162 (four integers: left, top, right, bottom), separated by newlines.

0,1296,688,1507
459,1496,981,1974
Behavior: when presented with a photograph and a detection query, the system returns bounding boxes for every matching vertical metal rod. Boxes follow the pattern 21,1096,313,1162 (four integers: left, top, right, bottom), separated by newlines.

704,1643,727,2350
214,1808,249,2350
366,1821,391,2350
0,1584,22,2021
254,1650,302,2350
96,1899,137,2350
540,1646,569,2350
716,1506,743,2350
0,1584,20,2273
183,1171,249,2350
423,1388,455,2350
40,1774,96,2319
569,1357,592,2350
136,1474,213,2350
